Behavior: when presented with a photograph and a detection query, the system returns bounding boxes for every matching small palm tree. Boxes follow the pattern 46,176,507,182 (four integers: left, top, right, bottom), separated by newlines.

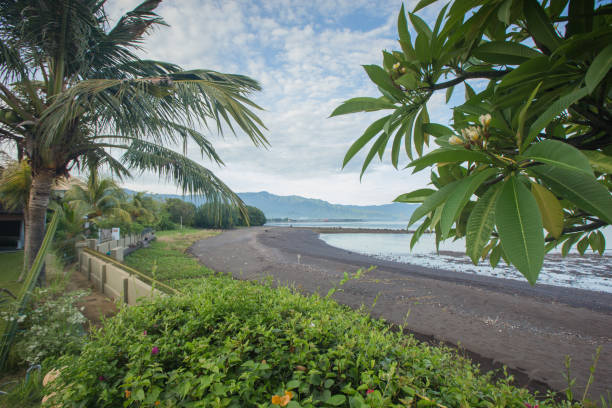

126,191,158,225
65,171,131,223
0,0,267,278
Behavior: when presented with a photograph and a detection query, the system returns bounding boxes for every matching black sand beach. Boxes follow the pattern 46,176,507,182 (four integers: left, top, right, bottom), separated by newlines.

188,227,612,400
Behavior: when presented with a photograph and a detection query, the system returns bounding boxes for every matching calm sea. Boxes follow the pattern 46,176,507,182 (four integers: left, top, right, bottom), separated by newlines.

266,221,612,293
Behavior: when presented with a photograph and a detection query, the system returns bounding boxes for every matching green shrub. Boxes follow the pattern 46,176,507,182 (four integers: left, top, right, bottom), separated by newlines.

1,289,88,367
49,275,562,408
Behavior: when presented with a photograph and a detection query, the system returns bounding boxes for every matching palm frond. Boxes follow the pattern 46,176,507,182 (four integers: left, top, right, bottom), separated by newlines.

0,159,31,211
40,70,268,150
121,140,246,217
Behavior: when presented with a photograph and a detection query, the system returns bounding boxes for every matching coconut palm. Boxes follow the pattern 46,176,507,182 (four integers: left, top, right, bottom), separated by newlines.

0,0,267,277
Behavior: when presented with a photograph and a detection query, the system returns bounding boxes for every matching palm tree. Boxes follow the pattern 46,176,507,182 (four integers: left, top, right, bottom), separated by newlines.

126,191,158,226
65,171,131,223
0,0,267,278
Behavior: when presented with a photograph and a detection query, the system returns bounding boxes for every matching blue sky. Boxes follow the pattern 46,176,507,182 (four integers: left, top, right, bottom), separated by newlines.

107,0,453,205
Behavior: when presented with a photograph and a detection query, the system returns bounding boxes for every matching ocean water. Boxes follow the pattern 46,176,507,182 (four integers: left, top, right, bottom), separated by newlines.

311,224,612,294
265,220,411,230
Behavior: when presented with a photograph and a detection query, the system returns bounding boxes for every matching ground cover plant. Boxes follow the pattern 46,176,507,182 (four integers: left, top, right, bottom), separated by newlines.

46,229,595,408
124,229,219,285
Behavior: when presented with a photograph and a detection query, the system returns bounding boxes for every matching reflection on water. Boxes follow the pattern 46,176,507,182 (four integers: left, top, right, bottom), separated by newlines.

319,230,612,294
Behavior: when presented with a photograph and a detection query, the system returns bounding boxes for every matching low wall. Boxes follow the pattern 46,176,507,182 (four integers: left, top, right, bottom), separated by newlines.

77,247,168,306
93,231,155,257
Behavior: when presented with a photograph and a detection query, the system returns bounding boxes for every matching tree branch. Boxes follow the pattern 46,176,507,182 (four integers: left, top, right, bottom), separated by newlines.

423,70,510,92
544,221,607,242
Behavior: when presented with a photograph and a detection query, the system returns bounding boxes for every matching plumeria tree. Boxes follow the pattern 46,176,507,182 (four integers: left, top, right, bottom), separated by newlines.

0,0,267,277
332,0,612,284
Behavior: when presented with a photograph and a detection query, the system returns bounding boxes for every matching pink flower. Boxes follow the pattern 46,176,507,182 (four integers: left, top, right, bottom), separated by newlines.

98,376,105,381
366,389,374,395
143,330,147,336
525,404,539,408
151,346,159,355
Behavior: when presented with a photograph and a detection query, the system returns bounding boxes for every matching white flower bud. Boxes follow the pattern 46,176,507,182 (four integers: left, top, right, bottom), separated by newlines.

466,126,481,141
479,113,492,128
449,135,463,145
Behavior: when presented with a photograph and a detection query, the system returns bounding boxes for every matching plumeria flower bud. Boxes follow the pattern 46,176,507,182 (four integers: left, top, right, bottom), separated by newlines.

479,113,492,128
466,126,481,141
392,62,401,70
449,135,463,145
400,67,406,73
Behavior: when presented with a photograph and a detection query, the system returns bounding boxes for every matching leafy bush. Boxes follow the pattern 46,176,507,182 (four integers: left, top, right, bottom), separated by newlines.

194,203,241,229
48,275,566,408
241,205,267,227
194,203,267,228
155,213,178,231
2,289,88,366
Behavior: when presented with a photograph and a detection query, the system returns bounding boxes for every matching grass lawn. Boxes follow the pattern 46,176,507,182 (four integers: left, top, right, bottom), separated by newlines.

124,229,219,286
0,251,24,301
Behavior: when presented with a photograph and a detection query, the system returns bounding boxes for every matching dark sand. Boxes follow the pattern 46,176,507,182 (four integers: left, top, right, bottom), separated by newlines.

189,227,612,400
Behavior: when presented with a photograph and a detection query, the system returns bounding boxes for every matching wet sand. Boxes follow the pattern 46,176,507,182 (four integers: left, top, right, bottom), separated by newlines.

188,227,612,400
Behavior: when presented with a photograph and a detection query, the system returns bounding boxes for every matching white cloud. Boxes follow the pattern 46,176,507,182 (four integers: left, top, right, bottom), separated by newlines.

105,0,449,205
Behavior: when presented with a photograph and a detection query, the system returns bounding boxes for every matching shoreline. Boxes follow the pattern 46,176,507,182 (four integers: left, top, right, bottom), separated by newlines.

285,226,415,234
189,227,612,400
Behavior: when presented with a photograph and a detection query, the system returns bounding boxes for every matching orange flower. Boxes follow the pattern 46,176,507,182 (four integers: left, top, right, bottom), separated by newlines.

271,391,293,406
125,389,131,399
155,401,160,406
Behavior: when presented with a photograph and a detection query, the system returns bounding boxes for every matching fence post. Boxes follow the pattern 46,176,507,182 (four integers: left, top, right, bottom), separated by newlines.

87,258,92,281
111,247,124,262
87,239,97,250
100,265,106,294
123,278,128,304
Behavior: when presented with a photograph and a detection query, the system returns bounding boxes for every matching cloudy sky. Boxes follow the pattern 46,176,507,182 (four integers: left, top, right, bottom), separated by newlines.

107,0,452,205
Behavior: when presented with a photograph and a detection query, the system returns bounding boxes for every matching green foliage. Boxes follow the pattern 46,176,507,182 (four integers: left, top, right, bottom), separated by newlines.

124,239,216,285
59,228,589,407
0,368,45,408
0,212,59,369
244,205,267,226
333,0,612,284
164,198,197,227
1,288,88,366
49,277,560,408
194,203,267,229
52,202,87,264
0,159,30,212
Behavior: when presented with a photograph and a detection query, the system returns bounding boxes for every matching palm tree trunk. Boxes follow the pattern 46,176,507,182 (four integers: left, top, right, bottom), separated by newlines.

18,169,55,283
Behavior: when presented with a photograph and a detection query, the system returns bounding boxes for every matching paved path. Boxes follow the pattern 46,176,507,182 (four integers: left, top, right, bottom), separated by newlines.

189,227,612,400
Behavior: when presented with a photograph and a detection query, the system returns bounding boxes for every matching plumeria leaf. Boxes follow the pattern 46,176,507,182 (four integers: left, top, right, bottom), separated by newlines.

495,176,545,284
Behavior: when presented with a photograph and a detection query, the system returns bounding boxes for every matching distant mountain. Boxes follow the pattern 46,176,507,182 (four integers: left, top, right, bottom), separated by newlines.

238,191,415,220
126,190,416,220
